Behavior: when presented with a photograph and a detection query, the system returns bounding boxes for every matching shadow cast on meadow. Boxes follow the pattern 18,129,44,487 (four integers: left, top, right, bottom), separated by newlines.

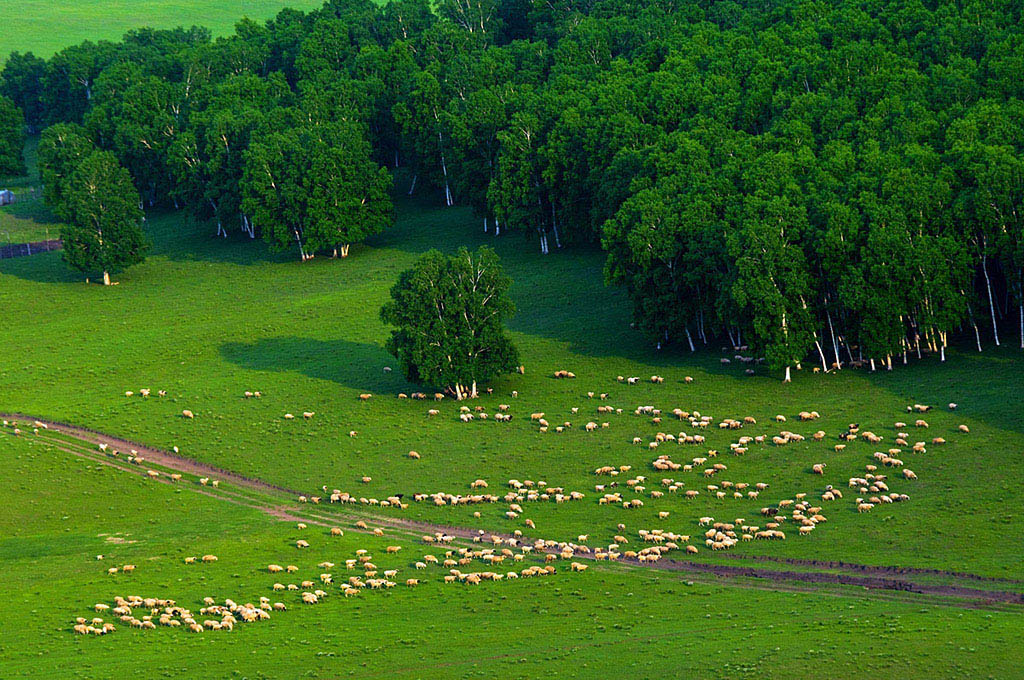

219,336,414,394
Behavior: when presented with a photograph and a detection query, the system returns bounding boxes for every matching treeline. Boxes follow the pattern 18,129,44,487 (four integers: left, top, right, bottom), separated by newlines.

1,0,1022,375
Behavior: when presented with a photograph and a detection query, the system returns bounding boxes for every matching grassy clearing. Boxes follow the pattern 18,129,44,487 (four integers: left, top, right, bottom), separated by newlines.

0,137,62,245
0,1,327,60
2,432,1021,679
1,194,1023,583
0,199,62,244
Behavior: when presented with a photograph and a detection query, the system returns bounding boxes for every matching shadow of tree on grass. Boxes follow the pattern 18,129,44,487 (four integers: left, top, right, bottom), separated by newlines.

219,337,414,395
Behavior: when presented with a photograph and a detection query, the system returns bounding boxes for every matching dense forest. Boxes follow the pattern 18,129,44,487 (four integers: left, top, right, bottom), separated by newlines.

2,0,1022,378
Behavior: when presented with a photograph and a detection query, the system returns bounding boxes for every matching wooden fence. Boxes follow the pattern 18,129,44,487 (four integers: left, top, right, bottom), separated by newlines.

0,239,62,259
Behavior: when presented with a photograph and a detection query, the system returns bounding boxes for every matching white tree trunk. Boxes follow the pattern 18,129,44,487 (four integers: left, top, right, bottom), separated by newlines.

102,270,110,286
407,174,417,195
685,327,695,352
826,308,840,369
439,132,452,207
981,250,1000,346
814,340,827,372
783,365,791,383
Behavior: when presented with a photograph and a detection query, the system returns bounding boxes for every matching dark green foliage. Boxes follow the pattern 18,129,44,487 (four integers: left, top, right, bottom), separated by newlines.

0,52,46,130
36,122,95,208
58,150,148,283
241,117,393,259
0,95,26,176
381,246,519,398
7,0,1024,371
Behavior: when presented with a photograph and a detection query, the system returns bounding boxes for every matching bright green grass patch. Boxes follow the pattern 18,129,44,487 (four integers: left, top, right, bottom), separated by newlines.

1,1,329,60
0,198,63,244
0,137,61,245
1,195,1023,582
2,434,1021,679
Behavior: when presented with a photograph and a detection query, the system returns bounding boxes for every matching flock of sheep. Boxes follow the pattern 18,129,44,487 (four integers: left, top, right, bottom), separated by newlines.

60,374,967,638
282,382,961,555
73,528,590,637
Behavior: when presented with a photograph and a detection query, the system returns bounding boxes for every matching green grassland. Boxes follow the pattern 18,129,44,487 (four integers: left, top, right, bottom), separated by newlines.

1,193,1023,588
0,1,326,60
3,433,1022,679
1,137,65,245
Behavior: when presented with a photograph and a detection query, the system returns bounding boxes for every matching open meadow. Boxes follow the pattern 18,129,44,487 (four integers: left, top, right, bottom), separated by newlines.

2,0,1024,676
0,1,326,59
2,190,1024,677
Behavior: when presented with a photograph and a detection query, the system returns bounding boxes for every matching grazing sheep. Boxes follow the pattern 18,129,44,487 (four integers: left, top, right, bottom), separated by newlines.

181,410,194,419
302,412,315,420
812,463,826,475
359,394,372,401
330,527,343,536
201,554,218,563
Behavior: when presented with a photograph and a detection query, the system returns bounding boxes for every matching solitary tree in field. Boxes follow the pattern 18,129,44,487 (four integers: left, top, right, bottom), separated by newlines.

59,151,149,285
381,246,519,399
0,96,26,177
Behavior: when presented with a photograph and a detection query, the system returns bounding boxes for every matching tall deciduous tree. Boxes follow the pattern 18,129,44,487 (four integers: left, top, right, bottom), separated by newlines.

59,151,149,285
0,52,46,131
381,246,519,399
0,96,25,176
37,123,96,208
242,118,392,260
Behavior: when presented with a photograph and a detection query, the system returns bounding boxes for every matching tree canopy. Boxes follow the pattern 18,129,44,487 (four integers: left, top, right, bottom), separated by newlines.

58,150,149,285
7,0,1024,372
0,95,25,176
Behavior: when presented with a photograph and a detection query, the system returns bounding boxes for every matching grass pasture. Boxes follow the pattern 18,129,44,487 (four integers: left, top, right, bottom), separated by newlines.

1,196,1023,578
1,167,1023,678
0,1,327,60
1,137,64,245
2,432,1022,679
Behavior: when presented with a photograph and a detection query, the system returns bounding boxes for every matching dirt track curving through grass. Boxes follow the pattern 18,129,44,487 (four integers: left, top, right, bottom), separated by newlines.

4,412,1022,610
